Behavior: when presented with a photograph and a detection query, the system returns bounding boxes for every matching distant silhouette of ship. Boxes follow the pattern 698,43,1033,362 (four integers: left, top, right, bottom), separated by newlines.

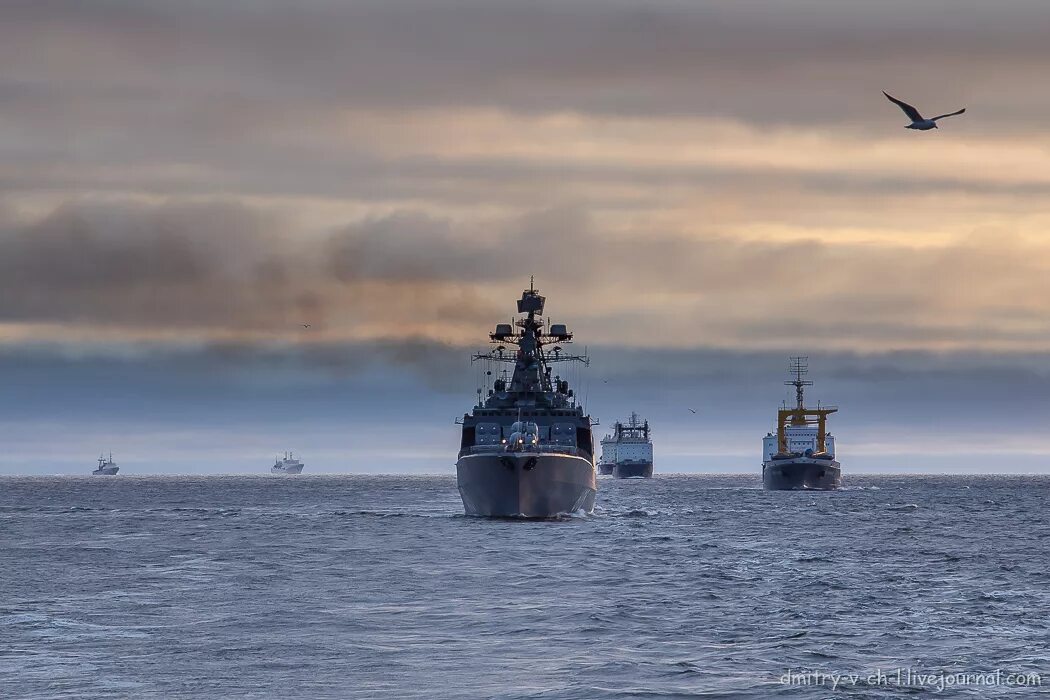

92,453,119,476
271,452,304,474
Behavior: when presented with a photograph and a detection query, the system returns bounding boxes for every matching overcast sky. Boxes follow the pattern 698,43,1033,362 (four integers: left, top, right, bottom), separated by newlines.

3,1,1050,473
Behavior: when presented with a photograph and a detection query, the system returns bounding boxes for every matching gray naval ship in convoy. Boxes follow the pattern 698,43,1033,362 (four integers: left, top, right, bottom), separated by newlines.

598,413,654,478
456,280,597,517
271,452,304,474
92,453,119,475
762,357,841,490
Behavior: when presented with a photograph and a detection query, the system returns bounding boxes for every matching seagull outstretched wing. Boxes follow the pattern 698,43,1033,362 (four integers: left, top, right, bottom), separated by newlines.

883,91,923,122
931,107,966,121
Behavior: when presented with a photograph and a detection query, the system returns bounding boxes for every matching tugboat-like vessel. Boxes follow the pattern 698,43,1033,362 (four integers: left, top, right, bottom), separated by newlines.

599,413,654,478
456,280,597,517
92,453,119,476
762,357,841,490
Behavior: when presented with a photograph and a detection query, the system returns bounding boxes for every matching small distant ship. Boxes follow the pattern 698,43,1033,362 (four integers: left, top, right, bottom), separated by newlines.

92,453,119,476
599,413,654,478
271,452,304,474
762,357,841,490
455,279,597,517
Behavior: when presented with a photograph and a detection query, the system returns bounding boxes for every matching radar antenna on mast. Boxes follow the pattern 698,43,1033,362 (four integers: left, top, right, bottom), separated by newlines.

785,356,813,409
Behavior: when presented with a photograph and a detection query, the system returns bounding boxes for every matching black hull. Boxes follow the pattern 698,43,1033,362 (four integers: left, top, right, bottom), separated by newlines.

456,453,597,518
763,459,841,490
612,461,653,479
597,463,614,476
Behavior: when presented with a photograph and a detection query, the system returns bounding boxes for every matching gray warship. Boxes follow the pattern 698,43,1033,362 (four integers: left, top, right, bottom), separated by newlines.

456,280,597,517
762,357,841,490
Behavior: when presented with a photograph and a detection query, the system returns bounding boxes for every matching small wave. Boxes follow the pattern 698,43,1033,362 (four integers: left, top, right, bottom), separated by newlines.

153,507,242,518
888,503,920,511
618,509,658,518
337,510,444,519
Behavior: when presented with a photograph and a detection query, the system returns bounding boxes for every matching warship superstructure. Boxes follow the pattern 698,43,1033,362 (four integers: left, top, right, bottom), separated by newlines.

599,413,654,478
762,357,841,490
456,280,597,517
92,453,118,476
271,452,304,474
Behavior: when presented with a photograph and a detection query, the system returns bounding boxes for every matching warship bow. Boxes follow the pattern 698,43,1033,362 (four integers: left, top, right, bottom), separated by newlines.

456,280,597,517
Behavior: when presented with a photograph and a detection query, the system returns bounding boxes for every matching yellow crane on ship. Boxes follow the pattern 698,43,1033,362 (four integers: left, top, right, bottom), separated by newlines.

776,357,837,456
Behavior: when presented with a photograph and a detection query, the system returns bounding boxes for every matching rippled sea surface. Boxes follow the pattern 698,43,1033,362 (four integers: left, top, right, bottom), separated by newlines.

2,474,1049,699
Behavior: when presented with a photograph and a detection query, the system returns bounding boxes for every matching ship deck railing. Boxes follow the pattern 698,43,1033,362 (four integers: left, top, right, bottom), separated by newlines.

469,444,586,457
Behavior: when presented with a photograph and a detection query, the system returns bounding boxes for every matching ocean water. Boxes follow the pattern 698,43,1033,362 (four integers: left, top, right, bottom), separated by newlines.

2,474,1048,699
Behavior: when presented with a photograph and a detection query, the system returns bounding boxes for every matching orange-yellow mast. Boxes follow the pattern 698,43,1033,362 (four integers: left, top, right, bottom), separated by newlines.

776,357,838,453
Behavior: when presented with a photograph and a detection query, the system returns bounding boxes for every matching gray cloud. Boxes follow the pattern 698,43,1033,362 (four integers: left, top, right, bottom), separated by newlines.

4,199,1050,355
1,0,1047,227
0,200,505,338
3,1,1046,124
0,200,312,328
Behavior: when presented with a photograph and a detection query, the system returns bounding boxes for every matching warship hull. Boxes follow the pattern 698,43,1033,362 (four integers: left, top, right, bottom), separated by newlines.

612,461,653,479
91,467,118,476
457,452,596,517
597,463,614,476
763,458,841,490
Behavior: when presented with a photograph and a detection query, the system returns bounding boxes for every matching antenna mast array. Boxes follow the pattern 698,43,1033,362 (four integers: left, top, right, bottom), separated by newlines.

785,356,813,410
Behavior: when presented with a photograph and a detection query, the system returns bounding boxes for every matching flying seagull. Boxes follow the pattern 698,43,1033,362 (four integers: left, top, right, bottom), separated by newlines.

883,91,965,130
302,324,311,329
688,408,697,414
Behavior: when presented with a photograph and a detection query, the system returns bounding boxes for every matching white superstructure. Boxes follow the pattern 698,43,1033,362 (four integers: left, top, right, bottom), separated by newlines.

271,452,305,474
763,428,836,462
613,435,653,463
600,414,654,463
